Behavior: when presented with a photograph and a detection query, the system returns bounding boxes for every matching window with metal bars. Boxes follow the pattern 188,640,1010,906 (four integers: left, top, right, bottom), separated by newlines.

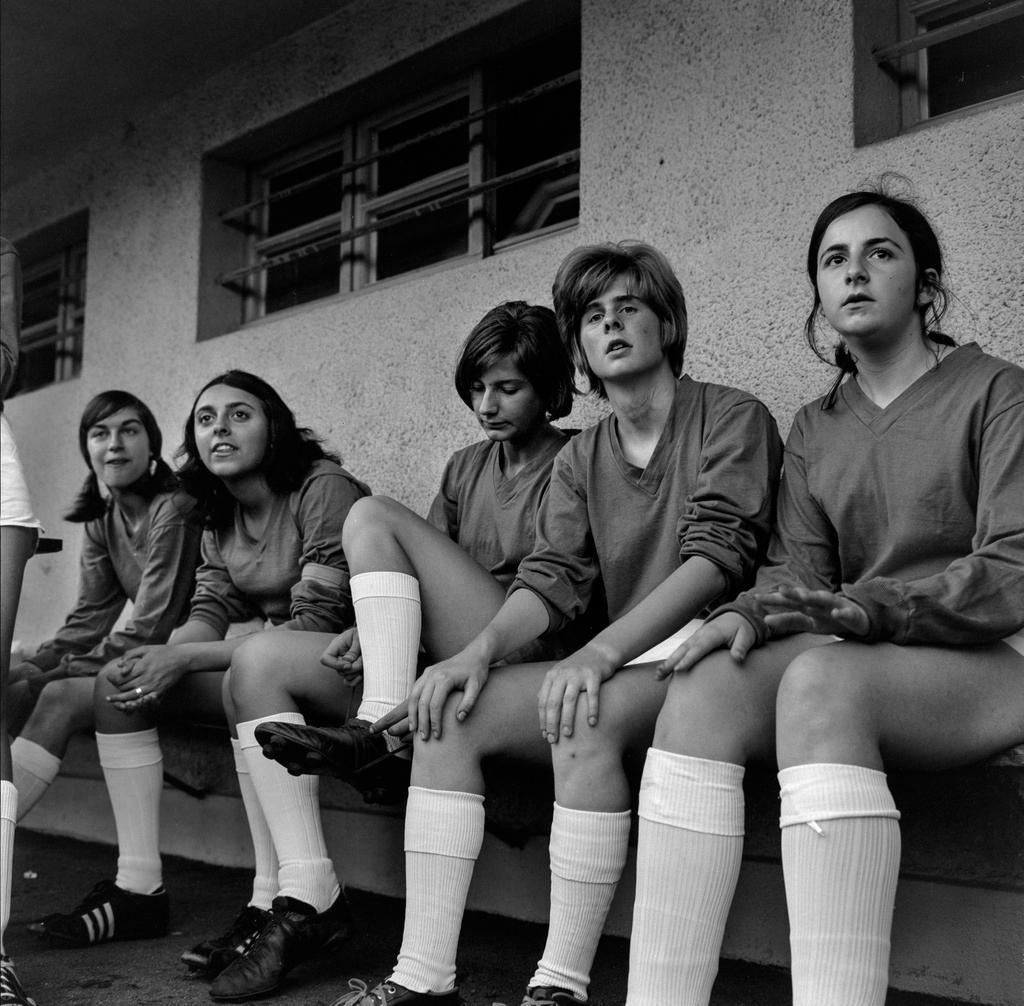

855,0,1024,143
10,223,87,396
211,26,580,324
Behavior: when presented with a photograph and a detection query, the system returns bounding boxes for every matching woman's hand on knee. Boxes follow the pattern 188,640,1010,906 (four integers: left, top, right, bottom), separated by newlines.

757,585,869,638
104,644,189,712
320,627,362,683
406,652,490,741
657,612,757,678
538,646,616,742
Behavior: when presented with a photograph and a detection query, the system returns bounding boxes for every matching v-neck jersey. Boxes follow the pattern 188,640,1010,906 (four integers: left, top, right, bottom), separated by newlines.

427,431,574,590
512,376,782,626
728,342,1024,646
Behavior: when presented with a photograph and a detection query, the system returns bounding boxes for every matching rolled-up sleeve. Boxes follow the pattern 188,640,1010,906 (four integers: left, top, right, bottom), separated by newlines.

281,471,369,632
677,399,781,594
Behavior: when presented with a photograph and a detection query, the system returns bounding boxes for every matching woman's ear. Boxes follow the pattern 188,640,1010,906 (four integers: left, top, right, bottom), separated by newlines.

917,268,939,307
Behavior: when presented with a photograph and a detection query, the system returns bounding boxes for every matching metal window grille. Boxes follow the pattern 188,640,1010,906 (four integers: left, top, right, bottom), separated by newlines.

216,66,581,318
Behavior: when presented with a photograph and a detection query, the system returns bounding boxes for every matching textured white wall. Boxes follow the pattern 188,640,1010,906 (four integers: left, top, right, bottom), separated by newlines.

3,0,1022,648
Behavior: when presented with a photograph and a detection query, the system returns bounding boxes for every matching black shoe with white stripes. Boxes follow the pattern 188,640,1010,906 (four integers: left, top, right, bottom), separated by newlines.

29,878,169,947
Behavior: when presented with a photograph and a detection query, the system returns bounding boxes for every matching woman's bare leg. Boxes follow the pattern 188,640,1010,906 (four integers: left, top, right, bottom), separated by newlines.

11,676,94,819
1,524,36,958
376,664,553,997
776,640,1024,1006
627,633,826,1006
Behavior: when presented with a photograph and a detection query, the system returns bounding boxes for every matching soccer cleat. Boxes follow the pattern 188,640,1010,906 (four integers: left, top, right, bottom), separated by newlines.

30,877,168,947
181,904,272,975
0,957,37,1006
208,892,353,1001
330,978,462,1006
254,718,390,779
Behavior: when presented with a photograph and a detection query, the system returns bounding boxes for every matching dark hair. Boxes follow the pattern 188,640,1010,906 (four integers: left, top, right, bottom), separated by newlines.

804,187,954,409
176,370,340,528
65,390,175,522
552,241,688,399
453,301,576,421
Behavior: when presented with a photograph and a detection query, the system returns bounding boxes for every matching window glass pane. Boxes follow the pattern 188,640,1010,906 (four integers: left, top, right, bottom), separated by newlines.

376,97,470,195
266,149,347,236
264,242,343,313
22,268,62,329
926,13,1024,115
374,201,468,279
491,29,581,242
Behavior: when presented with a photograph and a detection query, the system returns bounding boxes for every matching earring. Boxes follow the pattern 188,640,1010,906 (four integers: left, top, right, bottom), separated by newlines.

149,457,157,476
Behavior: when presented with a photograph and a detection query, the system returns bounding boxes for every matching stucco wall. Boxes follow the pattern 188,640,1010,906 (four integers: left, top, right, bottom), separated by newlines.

3,0,1022,647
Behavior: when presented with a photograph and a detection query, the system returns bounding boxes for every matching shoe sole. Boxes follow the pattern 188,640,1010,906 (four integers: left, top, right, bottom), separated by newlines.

257,725,405,781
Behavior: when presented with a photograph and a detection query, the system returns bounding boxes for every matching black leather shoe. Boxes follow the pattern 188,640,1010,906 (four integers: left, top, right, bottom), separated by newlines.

208,893,353,1001
255,719,390,779
181,904,271,974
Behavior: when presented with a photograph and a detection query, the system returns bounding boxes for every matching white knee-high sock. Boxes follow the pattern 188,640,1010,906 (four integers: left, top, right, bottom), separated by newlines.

391,787,485,994
626,749,745,1006
779,763,901,1006
1,780,16,954
531,804,631,999
353,572,421,746
238,714,339,913
96,729,164,895
232,738,278,910
11,737,61,820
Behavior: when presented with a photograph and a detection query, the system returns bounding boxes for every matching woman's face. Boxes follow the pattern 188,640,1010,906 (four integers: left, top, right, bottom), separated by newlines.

815,204,932,349
579,274,665,388
192,384,269,482
469,355,547,447
86,407,151,492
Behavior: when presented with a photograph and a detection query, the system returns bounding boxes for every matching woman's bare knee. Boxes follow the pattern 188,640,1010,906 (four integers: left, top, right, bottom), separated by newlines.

776,645,877,767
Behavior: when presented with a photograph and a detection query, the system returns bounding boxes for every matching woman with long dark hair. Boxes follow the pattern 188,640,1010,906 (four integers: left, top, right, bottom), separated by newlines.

30,371,369,972
626,190,1024,1005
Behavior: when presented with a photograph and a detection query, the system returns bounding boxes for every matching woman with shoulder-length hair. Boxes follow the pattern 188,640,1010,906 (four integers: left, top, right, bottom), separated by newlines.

29,371,369,976
626,190,1024,1006
8,389,202,823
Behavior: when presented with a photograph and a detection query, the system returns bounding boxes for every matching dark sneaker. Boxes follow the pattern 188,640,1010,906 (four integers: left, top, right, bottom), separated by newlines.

0,957,37,1006
330,978,461,1006
255,718,389,779
208,892,353,1001
30,878,168,947
181,904,272,975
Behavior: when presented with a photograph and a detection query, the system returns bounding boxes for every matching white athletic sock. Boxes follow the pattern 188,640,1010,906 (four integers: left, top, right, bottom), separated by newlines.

779,763,901,1006
1,780,16,953
391,787,485,994
626,749,745,1006
238,714,339,913
11,737,61,820
96,729,164,895
232,738,278,910
530,804,631,999
352,572,421,739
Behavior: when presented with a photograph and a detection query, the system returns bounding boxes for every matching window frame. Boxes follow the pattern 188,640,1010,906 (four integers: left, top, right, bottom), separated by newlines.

10,225,87,397
854,0,1024,144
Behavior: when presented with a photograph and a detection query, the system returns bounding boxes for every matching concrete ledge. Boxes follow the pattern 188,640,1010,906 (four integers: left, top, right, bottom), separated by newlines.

21,729,1024,1005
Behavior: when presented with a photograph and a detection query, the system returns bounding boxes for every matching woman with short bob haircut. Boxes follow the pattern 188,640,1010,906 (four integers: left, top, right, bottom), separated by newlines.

8,390,202,823
331,242,781,1006
207,303,581,1001
30,371,369,981
625,190,1024,1005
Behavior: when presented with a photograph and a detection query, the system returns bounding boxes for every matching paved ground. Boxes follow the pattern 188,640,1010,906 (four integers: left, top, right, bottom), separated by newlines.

7,829,966,1006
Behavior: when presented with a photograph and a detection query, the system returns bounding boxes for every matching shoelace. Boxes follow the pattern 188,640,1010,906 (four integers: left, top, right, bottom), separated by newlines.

331,977,381,1006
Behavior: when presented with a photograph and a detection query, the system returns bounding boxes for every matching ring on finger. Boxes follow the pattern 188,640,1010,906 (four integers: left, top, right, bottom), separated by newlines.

134,686,144,696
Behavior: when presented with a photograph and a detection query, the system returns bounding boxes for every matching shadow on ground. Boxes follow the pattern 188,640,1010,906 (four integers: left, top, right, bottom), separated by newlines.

8,829,965,1006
